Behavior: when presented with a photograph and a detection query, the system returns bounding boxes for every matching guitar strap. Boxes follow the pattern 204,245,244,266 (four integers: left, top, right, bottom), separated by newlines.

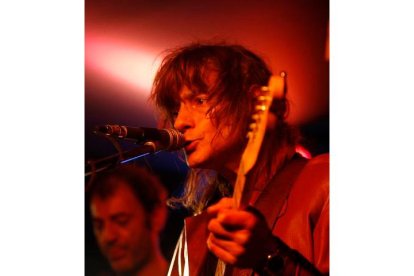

252,155,308,229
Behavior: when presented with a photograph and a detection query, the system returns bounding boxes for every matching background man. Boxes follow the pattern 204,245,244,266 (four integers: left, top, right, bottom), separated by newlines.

88,165,168,276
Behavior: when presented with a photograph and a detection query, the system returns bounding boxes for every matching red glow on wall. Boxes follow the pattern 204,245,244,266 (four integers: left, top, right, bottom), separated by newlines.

85,0,329,126
86,35,160,95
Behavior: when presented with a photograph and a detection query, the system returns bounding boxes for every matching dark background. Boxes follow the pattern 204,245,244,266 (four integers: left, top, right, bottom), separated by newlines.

85,0,329,274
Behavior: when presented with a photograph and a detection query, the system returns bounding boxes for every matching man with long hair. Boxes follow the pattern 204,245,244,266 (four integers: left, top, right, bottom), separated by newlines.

151,43,329,275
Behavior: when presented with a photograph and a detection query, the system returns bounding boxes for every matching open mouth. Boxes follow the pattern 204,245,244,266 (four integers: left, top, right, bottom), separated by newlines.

184,140,198,154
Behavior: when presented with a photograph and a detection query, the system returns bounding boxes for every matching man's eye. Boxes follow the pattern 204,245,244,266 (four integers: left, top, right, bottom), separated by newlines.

114,216,130,227
194,97,208,105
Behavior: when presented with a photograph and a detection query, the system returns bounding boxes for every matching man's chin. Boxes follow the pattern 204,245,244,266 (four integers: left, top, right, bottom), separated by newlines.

109,258,134,273
187,156,207,169
187,158,217,171
186,155,199,168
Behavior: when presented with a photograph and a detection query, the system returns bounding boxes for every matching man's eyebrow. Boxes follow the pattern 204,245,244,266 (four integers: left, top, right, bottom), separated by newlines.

110,212,130,220
182,91,210,101
180,89,195,99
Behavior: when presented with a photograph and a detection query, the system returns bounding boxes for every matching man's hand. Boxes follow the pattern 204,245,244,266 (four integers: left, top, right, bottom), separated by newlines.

206,197,274,268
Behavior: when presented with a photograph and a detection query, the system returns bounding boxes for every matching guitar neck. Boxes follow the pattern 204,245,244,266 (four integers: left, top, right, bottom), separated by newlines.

214,73,286,276
232,162,247,208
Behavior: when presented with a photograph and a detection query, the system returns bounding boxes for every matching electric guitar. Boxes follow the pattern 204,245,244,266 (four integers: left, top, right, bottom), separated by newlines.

215,72,286,276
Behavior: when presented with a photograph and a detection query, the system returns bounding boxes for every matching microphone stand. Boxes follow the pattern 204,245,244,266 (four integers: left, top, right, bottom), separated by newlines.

85,125,185,190
85,142,159,178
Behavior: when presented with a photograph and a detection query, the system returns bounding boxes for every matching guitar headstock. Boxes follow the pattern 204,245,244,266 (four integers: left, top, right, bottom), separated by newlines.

241,72,286,174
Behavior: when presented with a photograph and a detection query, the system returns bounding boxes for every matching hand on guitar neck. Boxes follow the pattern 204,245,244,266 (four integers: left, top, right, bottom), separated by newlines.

206,197,275,269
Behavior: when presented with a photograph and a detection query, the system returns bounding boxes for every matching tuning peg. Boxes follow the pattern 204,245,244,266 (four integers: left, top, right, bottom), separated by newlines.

252,114,260,123
261,86,269,92
256,104,267,111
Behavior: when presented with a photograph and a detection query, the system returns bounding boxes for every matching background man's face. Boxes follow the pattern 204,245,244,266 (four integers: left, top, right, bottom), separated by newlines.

90,183,152,274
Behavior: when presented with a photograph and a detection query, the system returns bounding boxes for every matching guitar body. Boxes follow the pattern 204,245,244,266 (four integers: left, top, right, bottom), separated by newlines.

184,212,252,276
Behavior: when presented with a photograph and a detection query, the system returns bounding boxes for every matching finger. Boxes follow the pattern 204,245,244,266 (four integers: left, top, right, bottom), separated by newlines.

211,228,251,246
209,233,246,256
207,234,238,265
217,209,258,229
206,197,233,215
208,218,232,240
208,217,253,245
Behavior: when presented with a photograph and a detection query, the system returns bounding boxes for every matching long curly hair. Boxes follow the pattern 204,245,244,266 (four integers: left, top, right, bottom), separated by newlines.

150,42,298,213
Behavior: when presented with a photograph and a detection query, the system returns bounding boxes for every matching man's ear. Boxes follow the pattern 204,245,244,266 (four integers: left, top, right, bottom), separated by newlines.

150,204,167,233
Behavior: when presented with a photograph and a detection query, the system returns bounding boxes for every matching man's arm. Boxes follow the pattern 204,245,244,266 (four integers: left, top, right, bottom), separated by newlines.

206,197,327,275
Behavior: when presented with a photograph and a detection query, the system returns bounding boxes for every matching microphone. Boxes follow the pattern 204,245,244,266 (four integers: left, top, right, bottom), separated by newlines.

95,124,185,151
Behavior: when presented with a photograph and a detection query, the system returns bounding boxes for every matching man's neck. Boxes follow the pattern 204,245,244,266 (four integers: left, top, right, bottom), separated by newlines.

117,252,167,276
135,252,168,276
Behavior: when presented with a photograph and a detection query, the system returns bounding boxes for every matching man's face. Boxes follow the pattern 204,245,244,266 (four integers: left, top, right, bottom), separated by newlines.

174,85,243,173
90,183,152,274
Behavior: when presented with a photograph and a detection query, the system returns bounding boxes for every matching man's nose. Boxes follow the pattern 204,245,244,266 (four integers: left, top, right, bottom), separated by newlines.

100,224,118,245
174,104,194,133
